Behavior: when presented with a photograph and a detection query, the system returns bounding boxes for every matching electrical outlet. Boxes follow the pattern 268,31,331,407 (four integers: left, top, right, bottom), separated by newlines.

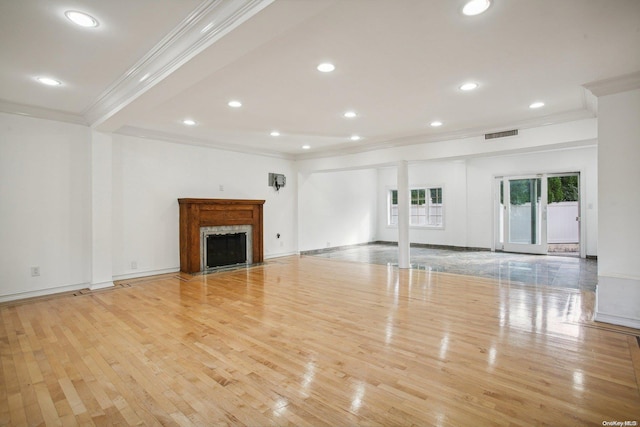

30,266,40,277
219,184,224,191
326,242,330,248
131,261,137,269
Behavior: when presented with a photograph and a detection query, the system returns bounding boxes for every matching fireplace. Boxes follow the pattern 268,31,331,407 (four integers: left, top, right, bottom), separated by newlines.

201,225,252,270
178,198,264,273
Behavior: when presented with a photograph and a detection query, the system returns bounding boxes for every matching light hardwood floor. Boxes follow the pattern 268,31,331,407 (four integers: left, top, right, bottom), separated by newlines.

1,256,639,425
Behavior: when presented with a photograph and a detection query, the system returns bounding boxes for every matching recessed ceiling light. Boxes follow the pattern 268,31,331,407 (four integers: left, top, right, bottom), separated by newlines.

430,121,443,127
459,82,478,91
270,131,280,137
182,119,196,126
36,77,62,86
350,135,361,141
343,111,357,118
302,145,311,150
529,101,545,109
462,0,491,16
317,63,335,73
65,10,99,27
228,100,242,108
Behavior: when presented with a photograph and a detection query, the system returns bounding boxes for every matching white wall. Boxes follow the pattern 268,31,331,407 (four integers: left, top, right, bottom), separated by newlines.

0,111,605,301
595,88,640,328
0,113,91,300
111,134,297,278
466,146,598,255
300,118,598,253
373,147,597,254
0,114,299,299
376,161,468,247
298,169,377,252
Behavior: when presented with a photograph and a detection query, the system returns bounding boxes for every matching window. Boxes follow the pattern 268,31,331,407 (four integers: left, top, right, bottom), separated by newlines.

389,187,443,227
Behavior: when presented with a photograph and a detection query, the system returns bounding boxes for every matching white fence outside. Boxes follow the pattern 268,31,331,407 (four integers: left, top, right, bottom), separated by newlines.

391,201,579,244
389,204,443,226
508,201,579,244
546,201,579,243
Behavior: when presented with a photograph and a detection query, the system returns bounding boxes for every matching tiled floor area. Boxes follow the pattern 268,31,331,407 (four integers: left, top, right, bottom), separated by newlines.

305,243,598,291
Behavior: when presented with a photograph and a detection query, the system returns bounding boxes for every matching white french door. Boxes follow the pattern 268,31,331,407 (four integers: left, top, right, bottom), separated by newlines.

501,175,548,255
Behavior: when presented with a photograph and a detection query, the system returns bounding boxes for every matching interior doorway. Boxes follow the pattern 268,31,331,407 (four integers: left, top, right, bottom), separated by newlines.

495,173,581,257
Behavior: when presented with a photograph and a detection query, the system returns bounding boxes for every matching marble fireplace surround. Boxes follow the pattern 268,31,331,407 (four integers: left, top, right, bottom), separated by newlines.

178,198,265,273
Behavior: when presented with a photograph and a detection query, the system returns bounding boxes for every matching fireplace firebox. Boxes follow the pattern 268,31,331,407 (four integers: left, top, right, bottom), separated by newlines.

200,224,253,270
206,233,247,268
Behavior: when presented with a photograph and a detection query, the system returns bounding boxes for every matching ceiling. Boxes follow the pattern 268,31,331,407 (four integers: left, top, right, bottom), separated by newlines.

1,0,639,159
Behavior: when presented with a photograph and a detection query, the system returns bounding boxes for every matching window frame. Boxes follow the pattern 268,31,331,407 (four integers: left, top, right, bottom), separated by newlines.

387,185,445,229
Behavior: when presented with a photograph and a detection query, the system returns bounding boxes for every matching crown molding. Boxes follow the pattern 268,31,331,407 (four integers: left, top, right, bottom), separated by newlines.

115,126,294,160
294,108,596,161
83,0,274,128
581,87,598,115
0,99,87,125
583,70,640,97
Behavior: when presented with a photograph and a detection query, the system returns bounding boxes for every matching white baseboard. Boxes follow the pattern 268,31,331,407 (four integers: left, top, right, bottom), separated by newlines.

594,312,640,330
0,282,90,303
595,274,640,329
90,280,114,291
265,251,298,260
112,267,180,281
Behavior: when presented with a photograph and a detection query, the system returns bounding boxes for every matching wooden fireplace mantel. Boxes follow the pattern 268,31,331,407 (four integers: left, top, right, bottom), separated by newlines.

178,198,265,273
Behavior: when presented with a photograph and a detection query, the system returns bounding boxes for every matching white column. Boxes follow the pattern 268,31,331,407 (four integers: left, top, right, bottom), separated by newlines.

594,87,640,328
90,131,114,290
397,160,410,268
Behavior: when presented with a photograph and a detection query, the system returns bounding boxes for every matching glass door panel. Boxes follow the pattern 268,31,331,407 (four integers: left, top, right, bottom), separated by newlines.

547,174,580,256
503,176,547,254
494,178,504,251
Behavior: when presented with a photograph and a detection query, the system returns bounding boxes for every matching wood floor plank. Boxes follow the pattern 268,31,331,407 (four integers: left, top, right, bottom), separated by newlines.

630,336,640,394
1,255,639,425
6,393,27,426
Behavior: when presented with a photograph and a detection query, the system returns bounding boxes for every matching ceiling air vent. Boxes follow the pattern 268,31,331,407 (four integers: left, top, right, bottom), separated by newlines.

485,129,518,140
